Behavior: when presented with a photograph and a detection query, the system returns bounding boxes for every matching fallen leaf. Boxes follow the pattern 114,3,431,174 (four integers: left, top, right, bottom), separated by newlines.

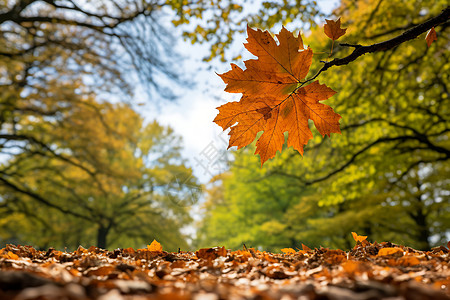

123,247,135,254
85,265,116,277
332,254,347,264
341,261,364,275
351,232,368,243
302,244,312,251
5,251,19,260
398,256,421,267
230,249,253,262
196,247,227,260
324,18,347,40
425,27,437,47
281,248,296,254
147,239,163,252
217,246,227,257
378,247,403,256
264,265,290,279
215,26,341,165
171,260,186,269
0,239,448,299
75,245,88,255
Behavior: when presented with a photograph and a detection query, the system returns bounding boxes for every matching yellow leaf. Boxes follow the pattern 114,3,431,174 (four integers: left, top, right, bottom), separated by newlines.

281,248,296,254
147,239,163,252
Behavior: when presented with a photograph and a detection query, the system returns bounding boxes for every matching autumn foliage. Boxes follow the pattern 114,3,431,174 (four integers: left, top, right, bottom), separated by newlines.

215,16,441,165
324,18,347,40
426,27,437,47
1,234,449,299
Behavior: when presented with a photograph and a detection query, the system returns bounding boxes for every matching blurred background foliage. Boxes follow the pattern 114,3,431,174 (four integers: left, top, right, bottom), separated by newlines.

0,0,448,251
196,0,449,251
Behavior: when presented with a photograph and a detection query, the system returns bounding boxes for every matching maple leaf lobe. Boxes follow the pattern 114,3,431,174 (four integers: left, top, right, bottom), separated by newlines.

295,81,341,137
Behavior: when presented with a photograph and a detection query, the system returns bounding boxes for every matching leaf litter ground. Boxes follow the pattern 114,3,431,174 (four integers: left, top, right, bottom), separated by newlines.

0,236,449,300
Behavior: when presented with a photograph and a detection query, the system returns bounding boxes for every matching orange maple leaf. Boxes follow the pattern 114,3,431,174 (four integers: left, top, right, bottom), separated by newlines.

351,232,367,243
324,18,347,40
425,27,437,47
147,239,163,252
214,26,341,165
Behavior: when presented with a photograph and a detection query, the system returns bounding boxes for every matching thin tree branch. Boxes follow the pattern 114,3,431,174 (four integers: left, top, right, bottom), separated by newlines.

267,133,448,186
0,0,34,25
0,175,92,222
304,6,450,84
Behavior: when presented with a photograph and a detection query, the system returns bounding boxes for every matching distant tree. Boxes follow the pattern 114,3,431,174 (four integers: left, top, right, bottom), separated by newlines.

0,0,184,247
0,99,198,250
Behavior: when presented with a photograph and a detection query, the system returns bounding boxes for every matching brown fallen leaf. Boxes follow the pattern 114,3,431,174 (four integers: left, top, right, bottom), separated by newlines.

195,246,226,260
1,236,449,299
302,244,312,251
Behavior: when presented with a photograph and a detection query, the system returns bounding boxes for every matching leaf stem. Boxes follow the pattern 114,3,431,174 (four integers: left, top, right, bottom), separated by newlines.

329,40,335,57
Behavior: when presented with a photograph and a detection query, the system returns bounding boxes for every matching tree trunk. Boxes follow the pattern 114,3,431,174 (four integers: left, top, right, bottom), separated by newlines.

97,225,109,249
414,205,431,250
411,192,431,250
